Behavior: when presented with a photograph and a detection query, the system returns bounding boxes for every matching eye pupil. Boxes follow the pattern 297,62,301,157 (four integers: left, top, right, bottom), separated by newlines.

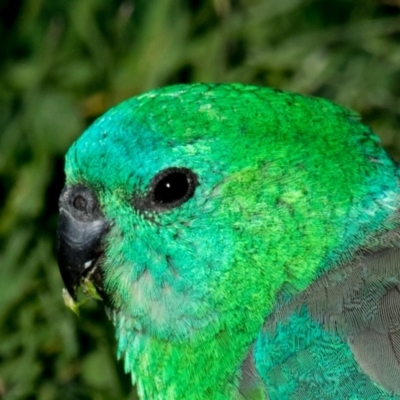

154,172,190,204
73,195,87,211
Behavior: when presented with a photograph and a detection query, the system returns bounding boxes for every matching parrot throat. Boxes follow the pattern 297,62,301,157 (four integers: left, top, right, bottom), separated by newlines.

111,310,267,400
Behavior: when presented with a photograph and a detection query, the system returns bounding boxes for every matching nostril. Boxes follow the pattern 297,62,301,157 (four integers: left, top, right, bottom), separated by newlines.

60,185,103,222
73,195,88,212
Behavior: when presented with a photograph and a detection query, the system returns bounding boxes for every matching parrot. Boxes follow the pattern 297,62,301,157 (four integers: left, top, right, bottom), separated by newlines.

57,83,400,399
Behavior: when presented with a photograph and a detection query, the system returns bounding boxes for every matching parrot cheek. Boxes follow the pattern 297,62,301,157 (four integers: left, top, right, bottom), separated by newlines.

102,255,216,340
98,209,226,340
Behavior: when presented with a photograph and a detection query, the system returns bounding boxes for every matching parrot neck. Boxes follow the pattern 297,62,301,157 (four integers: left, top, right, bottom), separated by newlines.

112,311,267,400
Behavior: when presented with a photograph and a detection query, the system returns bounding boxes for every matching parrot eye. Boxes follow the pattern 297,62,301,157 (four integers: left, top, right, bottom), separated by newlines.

149,167,198,210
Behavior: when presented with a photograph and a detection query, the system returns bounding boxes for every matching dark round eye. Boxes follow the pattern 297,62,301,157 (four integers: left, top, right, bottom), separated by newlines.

150,167,198,209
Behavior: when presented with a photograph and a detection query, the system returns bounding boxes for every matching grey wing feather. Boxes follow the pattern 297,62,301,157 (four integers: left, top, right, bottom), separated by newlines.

267,230,400,395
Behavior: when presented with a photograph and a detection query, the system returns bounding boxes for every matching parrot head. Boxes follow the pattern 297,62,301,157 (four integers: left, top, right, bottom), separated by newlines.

57,83,398,396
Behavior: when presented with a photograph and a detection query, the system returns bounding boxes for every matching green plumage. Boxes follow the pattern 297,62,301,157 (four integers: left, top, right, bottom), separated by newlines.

59,83,400,399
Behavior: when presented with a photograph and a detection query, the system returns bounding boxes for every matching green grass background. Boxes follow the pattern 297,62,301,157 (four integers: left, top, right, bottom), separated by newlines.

0,0,399,399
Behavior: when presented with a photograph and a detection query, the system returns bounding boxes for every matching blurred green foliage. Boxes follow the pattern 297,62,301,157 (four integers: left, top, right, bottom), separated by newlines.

0,0,399,399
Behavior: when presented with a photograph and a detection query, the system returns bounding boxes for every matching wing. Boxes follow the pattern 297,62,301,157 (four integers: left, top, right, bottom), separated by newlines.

256,228,400,399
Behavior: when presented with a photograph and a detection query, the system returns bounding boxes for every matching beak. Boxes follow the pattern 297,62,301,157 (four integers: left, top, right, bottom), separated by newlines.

57,186,109,300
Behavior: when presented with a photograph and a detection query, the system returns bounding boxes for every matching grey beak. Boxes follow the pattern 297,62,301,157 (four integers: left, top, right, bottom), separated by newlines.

57,185,109,299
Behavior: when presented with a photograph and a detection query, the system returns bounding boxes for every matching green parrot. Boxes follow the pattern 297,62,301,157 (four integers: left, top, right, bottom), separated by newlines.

57,83,400,399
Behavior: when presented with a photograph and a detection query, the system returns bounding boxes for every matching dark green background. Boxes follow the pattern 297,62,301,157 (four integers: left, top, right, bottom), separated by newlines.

1,1,399,399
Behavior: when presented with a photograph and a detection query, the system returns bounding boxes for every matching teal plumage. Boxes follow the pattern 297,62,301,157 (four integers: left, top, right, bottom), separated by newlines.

57,83,400,399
